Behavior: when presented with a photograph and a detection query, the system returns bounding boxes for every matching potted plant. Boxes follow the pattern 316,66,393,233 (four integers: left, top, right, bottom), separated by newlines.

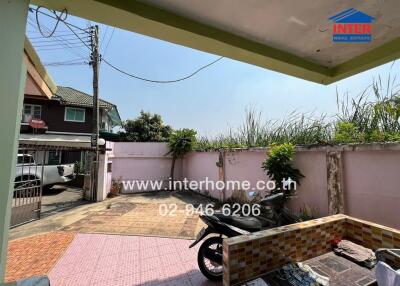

110,177,123,196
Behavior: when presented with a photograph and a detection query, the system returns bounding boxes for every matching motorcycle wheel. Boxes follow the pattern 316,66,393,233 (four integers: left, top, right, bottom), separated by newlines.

197,236,223,281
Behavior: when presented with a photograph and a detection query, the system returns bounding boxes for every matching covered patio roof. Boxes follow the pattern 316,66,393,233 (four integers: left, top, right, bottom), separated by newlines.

32,0,400,84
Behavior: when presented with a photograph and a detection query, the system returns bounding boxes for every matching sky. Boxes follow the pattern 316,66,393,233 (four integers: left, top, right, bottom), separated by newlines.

27,7,399,137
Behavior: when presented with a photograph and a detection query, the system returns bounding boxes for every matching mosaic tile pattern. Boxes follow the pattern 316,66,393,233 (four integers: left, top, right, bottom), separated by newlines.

49,233,221,286
223,215,400,286
5,232,76,283
223,215,347,285
345,217,400,269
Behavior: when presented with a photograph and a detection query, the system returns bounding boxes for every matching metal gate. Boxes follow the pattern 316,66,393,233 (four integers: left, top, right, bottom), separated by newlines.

10,144,98,227
11,147,45,227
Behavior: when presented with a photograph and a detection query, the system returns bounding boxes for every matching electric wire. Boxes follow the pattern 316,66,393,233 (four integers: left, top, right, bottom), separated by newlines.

28,16,88,58
45,62,87,67
34,6,67,38
102,27,115,57
44,58,88,65
35,46,88,51
101,56,224,83
101,26,109,49
31,7,91,34
32,42,89,48
30,37,91,44
31,6,224,84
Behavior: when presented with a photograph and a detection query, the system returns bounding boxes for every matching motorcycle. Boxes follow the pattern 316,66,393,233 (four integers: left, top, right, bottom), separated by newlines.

189,192,301,281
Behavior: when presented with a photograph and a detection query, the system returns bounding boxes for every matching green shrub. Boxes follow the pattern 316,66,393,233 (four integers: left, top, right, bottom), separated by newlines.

261,143,304,198
333,122,361,143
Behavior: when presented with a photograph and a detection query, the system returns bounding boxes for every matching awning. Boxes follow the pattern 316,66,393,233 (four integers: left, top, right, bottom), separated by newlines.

99,130,120,142
19,133,91,148
107,106,122,127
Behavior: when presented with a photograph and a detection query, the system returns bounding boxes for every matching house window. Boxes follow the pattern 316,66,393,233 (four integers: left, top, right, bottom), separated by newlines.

22,104,41,123
65,107,85,122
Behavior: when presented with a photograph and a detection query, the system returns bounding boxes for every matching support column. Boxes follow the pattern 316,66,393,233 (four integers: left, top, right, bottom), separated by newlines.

326,151,345,215
0,0,29,281
96,153,108,201
217,149,226,201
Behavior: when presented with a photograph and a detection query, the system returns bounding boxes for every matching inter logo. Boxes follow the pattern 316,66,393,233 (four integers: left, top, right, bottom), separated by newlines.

329,8,375,42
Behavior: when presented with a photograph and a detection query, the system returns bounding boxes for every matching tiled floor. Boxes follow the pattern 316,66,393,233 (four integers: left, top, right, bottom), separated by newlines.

5,232,76,283
49,233,221,286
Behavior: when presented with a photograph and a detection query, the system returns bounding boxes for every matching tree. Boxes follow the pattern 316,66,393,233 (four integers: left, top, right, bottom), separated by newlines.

167,129,197,190
120,111,172,142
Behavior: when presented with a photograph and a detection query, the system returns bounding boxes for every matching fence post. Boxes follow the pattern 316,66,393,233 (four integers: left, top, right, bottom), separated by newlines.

326,151,345,214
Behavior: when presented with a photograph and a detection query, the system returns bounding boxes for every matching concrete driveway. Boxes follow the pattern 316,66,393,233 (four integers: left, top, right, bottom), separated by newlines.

41,186,86,218
10,191,216,240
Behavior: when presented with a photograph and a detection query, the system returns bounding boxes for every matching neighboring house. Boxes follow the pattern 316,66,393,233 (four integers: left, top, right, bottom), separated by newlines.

21,86,122,135
19,38,122,165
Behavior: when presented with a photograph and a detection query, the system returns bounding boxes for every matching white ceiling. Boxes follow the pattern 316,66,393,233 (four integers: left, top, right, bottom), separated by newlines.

141,0,400,67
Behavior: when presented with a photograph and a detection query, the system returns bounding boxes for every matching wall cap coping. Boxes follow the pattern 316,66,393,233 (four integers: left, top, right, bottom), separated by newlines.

193,142,400,153
225,214,347,246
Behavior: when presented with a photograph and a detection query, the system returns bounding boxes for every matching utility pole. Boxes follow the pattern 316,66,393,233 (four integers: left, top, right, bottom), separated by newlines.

90,25,99,201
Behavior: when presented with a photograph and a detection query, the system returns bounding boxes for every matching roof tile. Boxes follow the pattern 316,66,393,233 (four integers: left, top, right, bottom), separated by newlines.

54,86,114,109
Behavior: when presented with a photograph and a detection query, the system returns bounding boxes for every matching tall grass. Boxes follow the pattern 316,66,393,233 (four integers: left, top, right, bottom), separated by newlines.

195,110,332,150
335,75,400,141
195,75,400,151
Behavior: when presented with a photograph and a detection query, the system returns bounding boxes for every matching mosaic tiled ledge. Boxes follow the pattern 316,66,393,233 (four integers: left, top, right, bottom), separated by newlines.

223,214,400,286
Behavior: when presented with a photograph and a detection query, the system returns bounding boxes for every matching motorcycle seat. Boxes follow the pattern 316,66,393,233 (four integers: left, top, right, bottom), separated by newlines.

214,213,262,232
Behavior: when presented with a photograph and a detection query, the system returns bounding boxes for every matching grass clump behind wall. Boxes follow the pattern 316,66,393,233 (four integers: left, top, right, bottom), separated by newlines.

195,76,400,151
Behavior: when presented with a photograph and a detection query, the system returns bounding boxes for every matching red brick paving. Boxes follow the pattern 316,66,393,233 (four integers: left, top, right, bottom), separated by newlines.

5,232,76,283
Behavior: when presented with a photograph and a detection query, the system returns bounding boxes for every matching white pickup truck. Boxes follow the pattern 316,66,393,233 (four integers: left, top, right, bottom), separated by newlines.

14,154,75,188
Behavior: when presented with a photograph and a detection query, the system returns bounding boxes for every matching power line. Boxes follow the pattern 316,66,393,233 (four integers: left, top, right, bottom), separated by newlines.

28,17,88,58
31,6,225,84
30,7,91,34
28,33,88,39
63,22,93,50
45,62,87,67
100,26,109,49
34,6,67,37
44,58,87,65
101,56,223,84
30,37,91,43
35,46,88,51
102,27,115,57
32,42,89,48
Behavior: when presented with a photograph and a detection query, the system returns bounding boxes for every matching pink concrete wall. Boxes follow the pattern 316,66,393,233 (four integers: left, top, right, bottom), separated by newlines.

110,142,182,192
289,151,329,216
223,150,329,216
343,151,400,229
224,151,269,200
182,151,220,199
107,142,400,228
